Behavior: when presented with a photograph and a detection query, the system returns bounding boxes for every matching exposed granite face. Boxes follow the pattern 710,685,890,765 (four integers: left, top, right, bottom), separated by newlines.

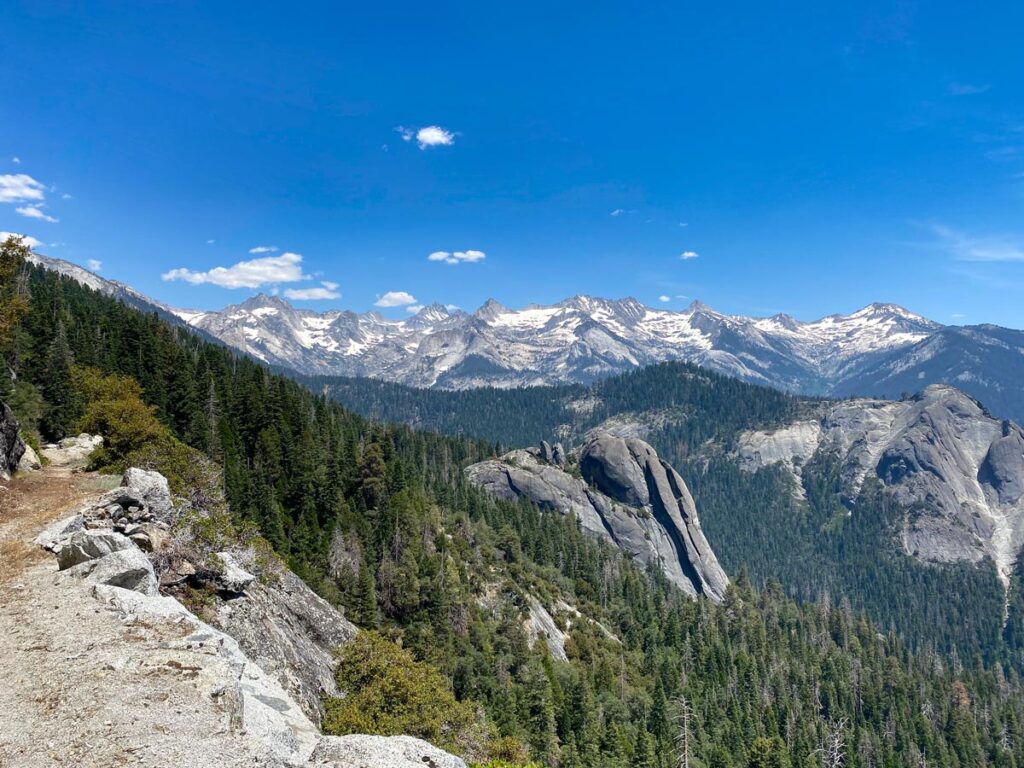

466,433,728,601
738,384,1024,584
211,566,358,726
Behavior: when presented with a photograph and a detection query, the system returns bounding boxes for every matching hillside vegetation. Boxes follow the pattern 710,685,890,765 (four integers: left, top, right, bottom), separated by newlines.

4,236,1024,767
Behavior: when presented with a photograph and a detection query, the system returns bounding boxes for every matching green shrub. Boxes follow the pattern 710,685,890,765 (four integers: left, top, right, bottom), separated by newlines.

323,631,487,758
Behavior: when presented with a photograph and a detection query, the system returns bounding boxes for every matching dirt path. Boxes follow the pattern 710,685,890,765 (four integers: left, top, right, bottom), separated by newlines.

0,467,282,768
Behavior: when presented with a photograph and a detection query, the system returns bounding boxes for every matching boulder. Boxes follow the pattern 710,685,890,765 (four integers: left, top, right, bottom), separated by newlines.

214,551,256,593
55,529,134,570
121,467,174,520
159,559,197,587
540,440,554,463
309,734,468,768
17,441,41,473
126,523,169,552
63,547,159,595
0,400,26,481
551,442,566,467
33,514,86,552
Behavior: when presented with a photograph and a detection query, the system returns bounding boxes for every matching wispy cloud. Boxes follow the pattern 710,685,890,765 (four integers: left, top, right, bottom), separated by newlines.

610,209,625,217
162,252,308,288
658,295,671,303
680,250,699,260
284,281,341,301
0,173,46,203
949,82,991,96
11,157,20,164
374,290,418,307
397,125,456,149
406,304,424,313
0,231,42,249
87,259,102,272
16,204,58,223
929,223,1024,262
428,249,486,265
249,245,278,254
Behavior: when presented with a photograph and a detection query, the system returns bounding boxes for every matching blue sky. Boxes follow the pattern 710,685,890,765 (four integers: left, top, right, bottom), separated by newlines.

2,2,1024,326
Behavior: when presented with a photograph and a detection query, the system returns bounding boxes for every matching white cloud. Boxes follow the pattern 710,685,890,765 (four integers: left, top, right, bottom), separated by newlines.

658,295,671,303
206,239,215,244
397,125,456,149
428,249,486,265
445,303,461,311
0,231,43,249
162,251,308,288
950,82,990,96
678,222,689,227
680,250,699,260
16,204,58,223
406,304,424,313
610,209,625,217
0,173,46,203
248,245,278,254
11,157,20,164
62,193,73,200
375,290,418,307
87,259,102,272
930,223,1024,262
284,281,342,301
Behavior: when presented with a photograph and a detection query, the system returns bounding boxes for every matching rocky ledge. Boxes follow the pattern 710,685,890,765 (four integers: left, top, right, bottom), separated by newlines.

466,432,728,601
18,463,465,768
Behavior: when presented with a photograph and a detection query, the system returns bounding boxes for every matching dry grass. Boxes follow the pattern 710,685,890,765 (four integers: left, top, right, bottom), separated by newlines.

0,470,114,584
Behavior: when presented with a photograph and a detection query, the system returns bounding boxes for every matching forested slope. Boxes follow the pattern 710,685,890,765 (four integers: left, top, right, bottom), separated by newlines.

316,358,1024,667
5,238,1024,767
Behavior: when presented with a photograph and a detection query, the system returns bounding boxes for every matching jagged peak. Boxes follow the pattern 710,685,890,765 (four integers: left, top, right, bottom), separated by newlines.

237,293,293,311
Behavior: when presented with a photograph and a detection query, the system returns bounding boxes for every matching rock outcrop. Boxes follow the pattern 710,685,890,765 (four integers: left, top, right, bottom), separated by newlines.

211,564,358,724
309,735,467,768
0,400,25,481
466,433,728,601
40,433,103,468
17,465,463,767
738,384,1024,584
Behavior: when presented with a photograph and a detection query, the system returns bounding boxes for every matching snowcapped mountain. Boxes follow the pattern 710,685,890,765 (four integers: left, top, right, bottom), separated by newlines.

24,253,1024,420
173,293,943,393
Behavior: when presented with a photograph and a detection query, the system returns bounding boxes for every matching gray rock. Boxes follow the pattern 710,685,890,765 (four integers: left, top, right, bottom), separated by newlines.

0,401,25,482
540,440,554,463
93,584,322,765
64,547,159,595
55,529,135,570
121,467,174,520
524,595,568,661
551,442,566,467
210,564,358,725
126,523,169,553
40,433,103,468
738,384,1024,586
33,514,86,552
214,551,256,593
16,441,41,473
309,734,467,768
466,433,729,602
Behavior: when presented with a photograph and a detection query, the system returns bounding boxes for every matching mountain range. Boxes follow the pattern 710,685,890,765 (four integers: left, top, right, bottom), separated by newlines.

27,252,1024,423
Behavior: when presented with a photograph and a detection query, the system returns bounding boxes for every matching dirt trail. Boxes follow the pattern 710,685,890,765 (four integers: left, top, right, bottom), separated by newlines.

0,467,280,768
